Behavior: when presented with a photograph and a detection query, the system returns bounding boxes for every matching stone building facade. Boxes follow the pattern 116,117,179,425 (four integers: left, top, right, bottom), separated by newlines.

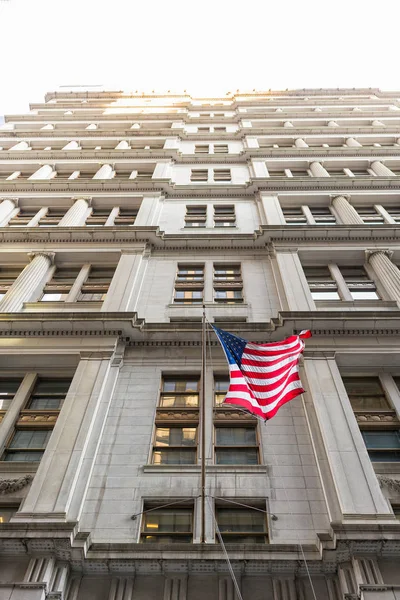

0,87,400,599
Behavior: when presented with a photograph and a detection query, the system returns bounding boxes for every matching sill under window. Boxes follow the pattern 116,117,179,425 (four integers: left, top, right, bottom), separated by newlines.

0,461,39,473
315,300,397,310
373,462,400,474
142,464,268,474
23,301,103,312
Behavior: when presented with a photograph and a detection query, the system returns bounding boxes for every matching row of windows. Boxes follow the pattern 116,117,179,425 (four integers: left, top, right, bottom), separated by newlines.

8,207,137,227
0,265,113,303
174,265,243,304
2,374,400,465
304,266,379,301
185,205,236,228
265,167,399,178
282,205,400,225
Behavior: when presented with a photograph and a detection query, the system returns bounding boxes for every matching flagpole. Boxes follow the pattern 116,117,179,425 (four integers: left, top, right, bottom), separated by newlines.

200,304,206,543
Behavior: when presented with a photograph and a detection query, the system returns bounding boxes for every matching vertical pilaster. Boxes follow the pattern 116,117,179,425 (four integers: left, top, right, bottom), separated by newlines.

259,193,285,225
135,194,163,226
252,159,269,177
102,250,148,312
274,249,316,310
303,355,392,518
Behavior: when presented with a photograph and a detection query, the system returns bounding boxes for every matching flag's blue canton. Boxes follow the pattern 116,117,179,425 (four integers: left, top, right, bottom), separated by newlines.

213,327,247,367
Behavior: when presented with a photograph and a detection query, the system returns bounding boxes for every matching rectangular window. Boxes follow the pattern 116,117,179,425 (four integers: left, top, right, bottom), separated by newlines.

213,127,226,133
304,266,339,300
213,169,231,182
0,505,19,523
185,205,207,228
361,430,400,462
141,507,193,543
214,377,229,406
0,378,23,412
152,427,197,465
215,426,259,465
0,267,24,301
41,267,81,302
194,145,209,154
311,207,337,225
343,377,391,411
288,169,309,177
160,378,199,408
190,169,208,182
8,209,39,226
197,127,210,133
213,205,236,227
213,264,243,303
326,168,348,177
216,507,268,544
39,209,67,226
77,267,114,302
283,208,307,225
357,208,384,225
340,266,379,300
26,378,71,410
268,170,286,177
214,144,229,154
3,429,52,462
113,208,138,225
174,265,204,304
85,209,111,226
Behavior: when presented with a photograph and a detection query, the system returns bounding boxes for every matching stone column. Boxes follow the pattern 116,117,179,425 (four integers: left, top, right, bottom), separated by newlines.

0,252,54,312
152,161,172,180
93,164,114,179
328,120,338,127
246,136,259,149
367,250,400,304
346,137,362,147
58,196,92,226
294,138,308,148
370,161,395,176
0,197,18,226
28,164,55,180
9,141,30,151
372,120,385,127
310,161,330,177
0,373,37,453
274,249,316,310
283,121,293,128
331,195,364,225
303,355,392,519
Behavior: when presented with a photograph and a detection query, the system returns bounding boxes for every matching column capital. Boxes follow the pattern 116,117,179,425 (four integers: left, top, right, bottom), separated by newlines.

365,249,393,263
330,193,351,203
0,197,19,206
71,195,92,206
28,251,55,265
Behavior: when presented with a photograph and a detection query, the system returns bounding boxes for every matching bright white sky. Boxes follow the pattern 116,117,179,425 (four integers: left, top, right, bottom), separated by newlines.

0,0,399,116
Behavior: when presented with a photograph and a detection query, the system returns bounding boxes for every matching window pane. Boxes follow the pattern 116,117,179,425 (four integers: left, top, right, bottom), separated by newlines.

343,377,390,410
160,394,198,407
152,449,196,465
215,449,259,465
155,427,196,446
311,291,340,300
41,293,68,302
216,427,256,445
350,291,379,300
143,509,192,533
217,509,266,532
4,451,45,462
362,430,400,449
9,430,51,449
0,507,18,523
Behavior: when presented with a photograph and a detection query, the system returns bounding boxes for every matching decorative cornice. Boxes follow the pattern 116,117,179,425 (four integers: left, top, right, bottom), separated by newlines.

0,474,33,494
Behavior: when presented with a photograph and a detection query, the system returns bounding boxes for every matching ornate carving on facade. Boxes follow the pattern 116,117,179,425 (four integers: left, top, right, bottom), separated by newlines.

156,409,199,421
0,474,33,494
17,411,58,426
355,411,399,425
378,475,400,492
213,408,257,421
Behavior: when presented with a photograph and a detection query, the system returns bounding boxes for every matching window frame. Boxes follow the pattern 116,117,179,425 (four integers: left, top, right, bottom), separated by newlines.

214,424,260,465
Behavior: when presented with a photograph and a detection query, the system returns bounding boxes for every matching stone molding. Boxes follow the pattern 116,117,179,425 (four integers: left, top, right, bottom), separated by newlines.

27,250,56,264
0,474,33,494
0,197,19,206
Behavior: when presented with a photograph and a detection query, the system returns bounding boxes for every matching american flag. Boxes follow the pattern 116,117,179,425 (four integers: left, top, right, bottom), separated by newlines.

212,327,312,420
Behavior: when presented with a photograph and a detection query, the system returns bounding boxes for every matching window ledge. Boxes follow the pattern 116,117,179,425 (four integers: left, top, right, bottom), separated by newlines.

315,300,397,309
373,463,400,474
23,301,103,312
0,461,39,473
142,464,268,474
167,303,249,308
